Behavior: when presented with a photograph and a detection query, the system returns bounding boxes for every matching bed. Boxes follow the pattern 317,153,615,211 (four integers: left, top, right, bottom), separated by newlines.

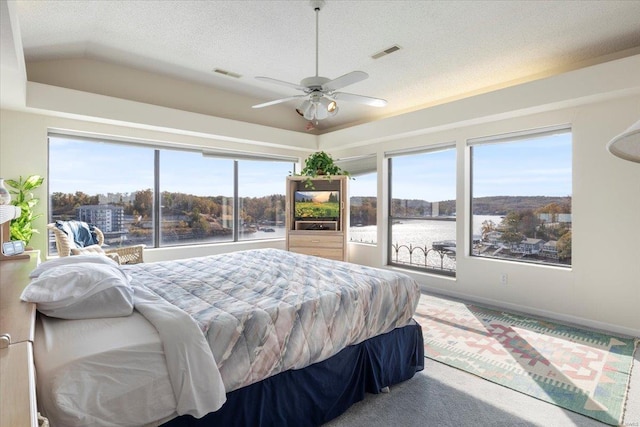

26,248,424,427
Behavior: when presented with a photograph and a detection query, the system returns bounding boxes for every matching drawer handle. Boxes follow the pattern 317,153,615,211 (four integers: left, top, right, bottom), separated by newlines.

0,334,11,349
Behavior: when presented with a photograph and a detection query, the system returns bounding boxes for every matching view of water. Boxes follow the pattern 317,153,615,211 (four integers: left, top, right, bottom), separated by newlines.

349,215,503,270
350,215,502,244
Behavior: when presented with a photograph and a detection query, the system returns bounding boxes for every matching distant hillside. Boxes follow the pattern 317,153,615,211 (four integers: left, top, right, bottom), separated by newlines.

384,196,571,218
468,196,571,215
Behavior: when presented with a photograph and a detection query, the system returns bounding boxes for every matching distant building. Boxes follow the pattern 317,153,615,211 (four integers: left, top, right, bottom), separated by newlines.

432,201,439,217
486,231,503,245
541,240,559,259
512,238,545,255
538,213,572,224
76,205,124,232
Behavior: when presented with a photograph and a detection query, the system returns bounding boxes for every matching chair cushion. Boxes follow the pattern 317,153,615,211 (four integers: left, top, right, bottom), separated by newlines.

55,220,98,248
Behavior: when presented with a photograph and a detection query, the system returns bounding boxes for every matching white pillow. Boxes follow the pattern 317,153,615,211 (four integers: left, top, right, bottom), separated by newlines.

21,263,134,319
30,254,119,278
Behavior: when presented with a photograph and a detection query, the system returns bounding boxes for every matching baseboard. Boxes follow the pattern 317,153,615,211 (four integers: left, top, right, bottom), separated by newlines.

419,284,640,339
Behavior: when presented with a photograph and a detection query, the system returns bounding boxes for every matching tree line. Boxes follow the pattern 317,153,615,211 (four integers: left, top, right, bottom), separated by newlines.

51,192,570,249
51,190,286,224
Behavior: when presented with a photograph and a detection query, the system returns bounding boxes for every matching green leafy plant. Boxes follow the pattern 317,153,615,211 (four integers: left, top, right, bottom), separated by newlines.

298,151,350,188
6,175,45,246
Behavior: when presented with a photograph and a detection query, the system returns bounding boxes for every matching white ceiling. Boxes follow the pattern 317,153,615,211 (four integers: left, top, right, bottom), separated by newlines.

7,0,640,134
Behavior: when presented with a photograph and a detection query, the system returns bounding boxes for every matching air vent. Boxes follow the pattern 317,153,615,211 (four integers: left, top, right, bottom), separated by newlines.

213,68,242,78
371,45,401,60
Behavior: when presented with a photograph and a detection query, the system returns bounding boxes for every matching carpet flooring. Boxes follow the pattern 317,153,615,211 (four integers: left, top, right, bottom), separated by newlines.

326,293,640,427
413,294,638,425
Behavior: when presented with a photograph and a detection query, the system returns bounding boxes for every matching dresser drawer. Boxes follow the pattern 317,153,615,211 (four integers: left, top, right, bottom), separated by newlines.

289,234,343,248
289,246,344,260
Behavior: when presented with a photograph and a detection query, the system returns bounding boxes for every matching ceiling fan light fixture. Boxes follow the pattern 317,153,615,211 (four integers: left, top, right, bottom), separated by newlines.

318,97,338,118
315,103,329,120
299,100,316,120
304,106,316,121
298,96,338,121
298,99,312,117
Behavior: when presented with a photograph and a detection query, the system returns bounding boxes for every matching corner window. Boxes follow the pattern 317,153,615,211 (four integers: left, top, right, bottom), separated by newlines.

387,145,457,276
469,126,572,267
349,171,377,245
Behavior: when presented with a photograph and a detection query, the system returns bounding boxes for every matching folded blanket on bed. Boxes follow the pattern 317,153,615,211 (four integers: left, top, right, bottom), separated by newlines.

132,285,226,417
123,248,421,392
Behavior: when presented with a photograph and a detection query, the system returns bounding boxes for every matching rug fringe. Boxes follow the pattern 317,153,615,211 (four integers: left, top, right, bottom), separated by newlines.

620,338,640,426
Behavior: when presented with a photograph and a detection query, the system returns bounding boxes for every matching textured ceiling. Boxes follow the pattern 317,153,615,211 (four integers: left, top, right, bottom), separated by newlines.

11,0,640,134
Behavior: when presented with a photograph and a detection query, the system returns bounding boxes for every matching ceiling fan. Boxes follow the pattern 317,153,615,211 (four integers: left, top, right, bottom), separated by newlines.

252,0,387,121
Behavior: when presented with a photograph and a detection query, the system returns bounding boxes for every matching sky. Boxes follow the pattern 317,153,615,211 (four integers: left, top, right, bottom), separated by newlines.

471,132,572,199
49,137,291,198
390,131,571,200
49,131,571,201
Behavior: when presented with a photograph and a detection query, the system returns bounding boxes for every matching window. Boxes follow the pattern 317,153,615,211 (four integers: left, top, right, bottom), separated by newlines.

159,150,234,245
49,137,156,253
387,146,457,276
48,134,294,255
349,171,377,245
470,126,572,267
238,160,288,240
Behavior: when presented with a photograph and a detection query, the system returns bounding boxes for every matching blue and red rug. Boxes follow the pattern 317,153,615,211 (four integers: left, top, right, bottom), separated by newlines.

415,295,638,425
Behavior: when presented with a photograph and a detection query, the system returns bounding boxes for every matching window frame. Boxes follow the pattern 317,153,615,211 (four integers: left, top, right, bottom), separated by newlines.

386,143,457,277
341,154,378,246
468,125,572,268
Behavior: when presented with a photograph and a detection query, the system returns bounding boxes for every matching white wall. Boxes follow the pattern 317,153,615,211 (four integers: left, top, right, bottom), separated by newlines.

347,95,640,337
1,55,639,337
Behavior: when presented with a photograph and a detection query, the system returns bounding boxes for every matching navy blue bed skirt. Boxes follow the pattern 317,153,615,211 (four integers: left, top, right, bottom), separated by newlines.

162,321,424,427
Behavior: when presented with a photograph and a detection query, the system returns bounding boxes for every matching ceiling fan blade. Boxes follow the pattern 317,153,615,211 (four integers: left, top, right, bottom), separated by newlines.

252,95,306,109
332,92,387,107
322,71,369,92
256,76,307,91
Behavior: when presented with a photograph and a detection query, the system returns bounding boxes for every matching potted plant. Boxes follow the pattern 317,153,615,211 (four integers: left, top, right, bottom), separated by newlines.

5,175,44,247
299,151,349,188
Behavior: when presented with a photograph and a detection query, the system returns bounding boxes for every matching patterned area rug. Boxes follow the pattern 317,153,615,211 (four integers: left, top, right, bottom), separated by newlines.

415,295,638,425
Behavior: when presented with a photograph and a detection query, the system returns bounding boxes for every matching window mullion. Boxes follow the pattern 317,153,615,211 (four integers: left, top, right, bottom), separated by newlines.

154,150,161,248
233,160,239,242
